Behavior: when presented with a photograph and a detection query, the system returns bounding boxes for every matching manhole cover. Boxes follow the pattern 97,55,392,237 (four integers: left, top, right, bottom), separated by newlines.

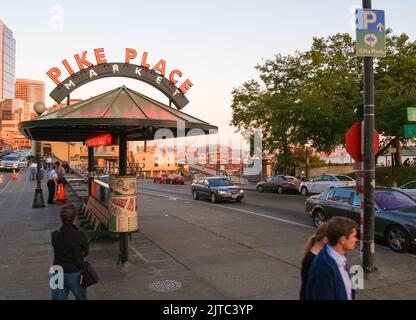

149,280,182,292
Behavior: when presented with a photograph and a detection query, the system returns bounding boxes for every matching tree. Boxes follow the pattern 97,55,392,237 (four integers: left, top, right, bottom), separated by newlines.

231,33,362,170
375,30,416,166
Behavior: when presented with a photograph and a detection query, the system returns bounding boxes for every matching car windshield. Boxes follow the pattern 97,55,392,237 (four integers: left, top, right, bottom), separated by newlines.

3,156,18,161
375,190,416,210
335,175,355,182
209,179,233,187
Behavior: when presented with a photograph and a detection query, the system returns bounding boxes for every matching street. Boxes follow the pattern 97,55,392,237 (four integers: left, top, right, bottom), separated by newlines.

139,180,314,229
138,179,416,258
0,171,12,192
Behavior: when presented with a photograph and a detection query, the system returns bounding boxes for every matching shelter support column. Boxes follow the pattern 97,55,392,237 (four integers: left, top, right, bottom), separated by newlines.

88,147,94,195
119,135,129,263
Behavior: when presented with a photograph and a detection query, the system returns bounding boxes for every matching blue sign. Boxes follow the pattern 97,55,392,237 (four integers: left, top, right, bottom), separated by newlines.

355,9,386,57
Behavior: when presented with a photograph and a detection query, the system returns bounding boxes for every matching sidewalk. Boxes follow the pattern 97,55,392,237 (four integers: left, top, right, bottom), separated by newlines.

0,168,415,299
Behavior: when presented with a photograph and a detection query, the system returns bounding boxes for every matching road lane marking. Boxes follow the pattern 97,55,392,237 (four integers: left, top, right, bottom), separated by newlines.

139,190,315,230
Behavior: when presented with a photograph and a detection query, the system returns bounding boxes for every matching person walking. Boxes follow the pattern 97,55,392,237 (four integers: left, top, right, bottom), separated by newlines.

299,222,328,300
55,161,66,185
47,165,58,204
30,161,38,181
305,217,358,300
51,204,89,300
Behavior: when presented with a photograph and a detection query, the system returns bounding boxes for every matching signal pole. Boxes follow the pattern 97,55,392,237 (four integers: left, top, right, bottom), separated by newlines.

362,0,376,273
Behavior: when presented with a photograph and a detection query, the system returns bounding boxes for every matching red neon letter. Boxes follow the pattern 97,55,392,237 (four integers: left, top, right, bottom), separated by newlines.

169,69,183,85
179,79,193,94
94,48,107,64
46,67,62,85
74,51,94,70
152,59,166,76
141,52,150,69
125,48,137,64
62,60,75,75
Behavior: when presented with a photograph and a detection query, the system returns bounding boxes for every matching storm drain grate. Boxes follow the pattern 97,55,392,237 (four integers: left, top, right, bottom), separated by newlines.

149,280,182,292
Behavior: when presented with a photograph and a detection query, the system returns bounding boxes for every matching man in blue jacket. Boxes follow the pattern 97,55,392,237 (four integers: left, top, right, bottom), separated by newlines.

305,217,358,300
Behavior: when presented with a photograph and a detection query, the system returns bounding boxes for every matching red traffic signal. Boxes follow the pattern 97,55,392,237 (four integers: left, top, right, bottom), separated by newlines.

345,122,380,162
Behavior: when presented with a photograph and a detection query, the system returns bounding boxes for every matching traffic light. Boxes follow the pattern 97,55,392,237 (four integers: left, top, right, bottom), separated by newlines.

355,104,364,121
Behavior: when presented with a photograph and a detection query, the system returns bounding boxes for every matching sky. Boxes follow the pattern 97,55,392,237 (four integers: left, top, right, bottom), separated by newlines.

1,0,416,132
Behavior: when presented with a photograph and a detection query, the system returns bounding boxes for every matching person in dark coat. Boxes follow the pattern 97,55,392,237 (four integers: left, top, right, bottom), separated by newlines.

51,204,89,300
299,222,328,300
305,217,358,300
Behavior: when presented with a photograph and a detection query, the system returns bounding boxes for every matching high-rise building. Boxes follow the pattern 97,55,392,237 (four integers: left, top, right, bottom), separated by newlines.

15,78,45,104
0,21,16,100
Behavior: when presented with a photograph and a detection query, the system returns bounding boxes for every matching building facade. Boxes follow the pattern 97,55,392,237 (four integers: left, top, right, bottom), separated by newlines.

15,78,45,104
0,21,16,100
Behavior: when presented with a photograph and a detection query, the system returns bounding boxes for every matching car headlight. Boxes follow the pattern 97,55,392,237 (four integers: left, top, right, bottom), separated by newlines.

218,191,228,195
239,190,244,194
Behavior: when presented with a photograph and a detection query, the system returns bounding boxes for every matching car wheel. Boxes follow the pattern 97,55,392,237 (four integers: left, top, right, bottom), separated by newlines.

277,186,284,194
192,190,199,200
210,193,217,203
313,209,326,228
257,186,263,193
301,186,308,196
385,225,411,253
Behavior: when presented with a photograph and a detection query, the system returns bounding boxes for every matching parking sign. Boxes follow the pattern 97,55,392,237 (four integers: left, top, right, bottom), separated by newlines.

356,9,386,57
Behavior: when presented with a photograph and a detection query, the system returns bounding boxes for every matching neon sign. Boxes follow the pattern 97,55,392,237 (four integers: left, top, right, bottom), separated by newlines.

86,133,114,147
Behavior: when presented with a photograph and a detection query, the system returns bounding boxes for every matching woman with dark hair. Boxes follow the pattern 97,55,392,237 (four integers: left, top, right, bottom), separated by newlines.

51,204,89,300
299,223,328,300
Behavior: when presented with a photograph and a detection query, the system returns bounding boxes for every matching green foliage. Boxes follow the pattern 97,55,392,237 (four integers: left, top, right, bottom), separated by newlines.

231,30,416,170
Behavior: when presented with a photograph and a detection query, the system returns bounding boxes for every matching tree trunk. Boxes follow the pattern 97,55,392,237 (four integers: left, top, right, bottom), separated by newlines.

394,139,402,166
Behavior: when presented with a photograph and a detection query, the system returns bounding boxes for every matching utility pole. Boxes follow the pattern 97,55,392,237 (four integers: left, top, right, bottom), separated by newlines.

362,0,376,273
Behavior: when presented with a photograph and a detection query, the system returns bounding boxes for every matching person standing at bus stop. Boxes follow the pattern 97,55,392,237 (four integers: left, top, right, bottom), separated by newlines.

47,165,58,204
51,204,89,300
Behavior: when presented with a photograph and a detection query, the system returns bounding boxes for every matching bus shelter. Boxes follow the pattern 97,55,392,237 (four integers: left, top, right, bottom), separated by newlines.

19,85,217,262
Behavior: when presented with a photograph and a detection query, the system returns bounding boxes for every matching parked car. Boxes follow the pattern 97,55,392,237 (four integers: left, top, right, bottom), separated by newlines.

256,175,300,194
191,176,244,203
18,157,29,168
299,174,356,196
169,174,185,185
0,154,20,171
305,186,416,253
154,173,169,184
398,181,416,199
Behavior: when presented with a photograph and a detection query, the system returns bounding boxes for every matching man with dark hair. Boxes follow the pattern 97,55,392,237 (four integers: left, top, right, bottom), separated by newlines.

305,217,358,300
51,204,89,300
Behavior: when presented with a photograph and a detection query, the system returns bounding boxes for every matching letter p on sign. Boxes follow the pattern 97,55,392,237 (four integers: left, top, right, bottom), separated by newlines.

364,11,376,29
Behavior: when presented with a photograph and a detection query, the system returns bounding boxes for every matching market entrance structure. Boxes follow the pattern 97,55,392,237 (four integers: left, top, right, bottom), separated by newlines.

19,53,217,263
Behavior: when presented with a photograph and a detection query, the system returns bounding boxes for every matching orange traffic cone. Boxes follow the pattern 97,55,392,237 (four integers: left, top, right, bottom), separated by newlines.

12,169,17,180
56,183,67,204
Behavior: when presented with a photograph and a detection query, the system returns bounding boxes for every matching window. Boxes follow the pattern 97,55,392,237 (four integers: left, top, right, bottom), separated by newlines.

154,163,159,167
314,176,323,182
352,193,362,207
401,182,416,189
111,147,115,152
329,190,354,204
375,190,416,210
2,110,12,120
335,175,355,182
326,189,336,200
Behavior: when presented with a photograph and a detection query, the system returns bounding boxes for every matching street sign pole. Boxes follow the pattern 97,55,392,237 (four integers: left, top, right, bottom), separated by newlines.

362,0,376,273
